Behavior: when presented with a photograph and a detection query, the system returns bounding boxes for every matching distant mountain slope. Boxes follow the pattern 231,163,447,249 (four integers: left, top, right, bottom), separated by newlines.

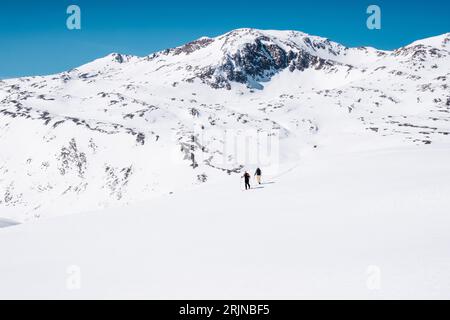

0,29,449,222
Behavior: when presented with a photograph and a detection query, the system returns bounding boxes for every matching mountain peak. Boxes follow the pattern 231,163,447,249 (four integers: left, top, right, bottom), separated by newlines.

145,28,383,89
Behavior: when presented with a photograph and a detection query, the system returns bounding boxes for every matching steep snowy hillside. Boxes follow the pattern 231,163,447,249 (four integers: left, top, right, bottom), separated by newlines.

0,29,449,222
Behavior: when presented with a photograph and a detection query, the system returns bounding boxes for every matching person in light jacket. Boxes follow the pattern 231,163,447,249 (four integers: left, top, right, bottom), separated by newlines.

254,167,262,185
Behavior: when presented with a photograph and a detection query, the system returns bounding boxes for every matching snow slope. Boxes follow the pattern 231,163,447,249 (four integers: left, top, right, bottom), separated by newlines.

0,28,449,298
1,145,449,299
0,29,449,222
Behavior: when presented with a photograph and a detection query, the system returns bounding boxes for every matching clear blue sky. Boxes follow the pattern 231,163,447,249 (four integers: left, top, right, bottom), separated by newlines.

0,0,449,79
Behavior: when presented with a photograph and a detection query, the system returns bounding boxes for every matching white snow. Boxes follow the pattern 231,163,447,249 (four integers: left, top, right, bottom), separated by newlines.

1,145,449,299
0,28,449,299
407,33,450,50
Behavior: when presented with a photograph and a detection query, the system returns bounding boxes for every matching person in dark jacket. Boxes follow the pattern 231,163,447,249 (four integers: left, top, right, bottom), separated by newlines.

254,167,262,184
242,171,251,190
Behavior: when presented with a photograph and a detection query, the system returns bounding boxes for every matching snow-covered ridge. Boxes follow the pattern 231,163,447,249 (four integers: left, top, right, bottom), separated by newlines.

0,28,449,222
406,33,450,50
67,28,449,89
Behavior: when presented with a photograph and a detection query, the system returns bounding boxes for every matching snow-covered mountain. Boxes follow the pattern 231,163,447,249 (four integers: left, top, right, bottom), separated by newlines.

1,28,449,222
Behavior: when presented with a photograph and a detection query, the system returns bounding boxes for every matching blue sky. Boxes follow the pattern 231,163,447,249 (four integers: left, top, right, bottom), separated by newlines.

0,0,449,78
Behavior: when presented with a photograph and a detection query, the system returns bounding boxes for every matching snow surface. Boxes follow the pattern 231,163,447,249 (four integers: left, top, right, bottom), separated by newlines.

0,28,449,299
1,145,449,299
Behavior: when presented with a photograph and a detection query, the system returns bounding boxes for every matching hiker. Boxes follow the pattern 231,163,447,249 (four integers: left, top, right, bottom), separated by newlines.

254,167,262,185
242,171,251,190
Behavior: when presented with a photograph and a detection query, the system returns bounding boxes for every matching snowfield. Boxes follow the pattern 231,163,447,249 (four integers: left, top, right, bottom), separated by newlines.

0,28,449,299
1,145,450,299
